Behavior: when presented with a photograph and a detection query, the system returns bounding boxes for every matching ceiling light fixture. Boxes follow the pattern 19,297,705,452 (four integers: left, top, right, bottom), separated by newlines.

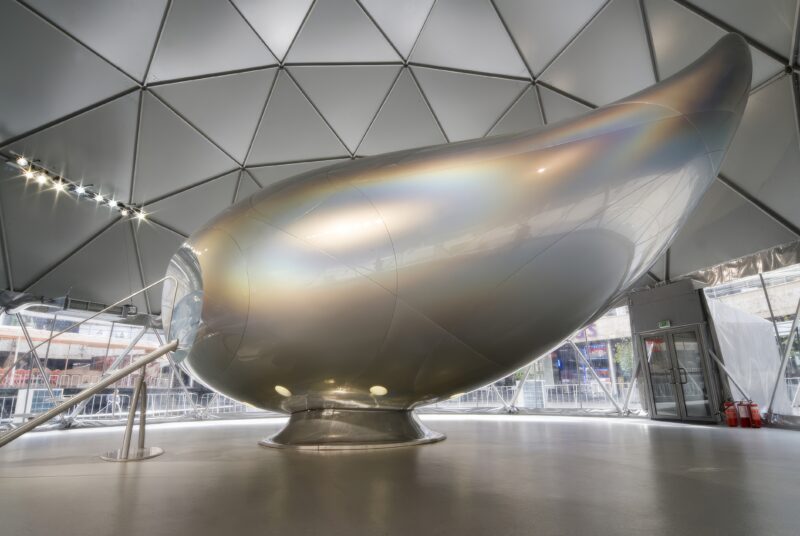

8,154,150,221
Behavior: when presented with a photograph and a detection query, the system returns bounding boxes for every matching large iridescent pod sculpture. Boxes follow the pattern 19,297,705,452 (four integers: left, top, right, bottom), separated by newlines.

162,35,751,448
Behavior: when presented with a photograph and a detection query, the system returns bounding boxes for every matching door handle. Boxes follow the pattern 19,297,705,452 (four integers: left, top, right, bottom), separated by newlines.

678,368,688,384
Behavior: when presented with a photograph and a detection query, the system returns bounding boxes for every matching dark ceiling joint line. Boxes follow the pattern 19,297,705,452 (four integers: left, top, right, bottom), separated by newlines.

15,0,142,86
243,168,263,189
715,174,800,238
231,170,243,205
354,0,405,62
791,0,800,67
128,89,145,204
406,0,437,62
537,0,613,79
226,0,281,62
0,87,139,150
147,90,242,166
141,166,240,207
286,61,403,67
283,69,354,157
407,67,450,142
646,270,661,283
281,0,318,65
533,83,549,125
242,66,281,166
22,217,122,293
789,72,800,156
489,0,535,81
537,81,598,109
128,220,152,315
143,0,172,85
0,200,14,291
407,61,530,82
247,155,352,169
672,0,789,66
749,71,786,96
664,248,671,282
483,84,532,137
639,0,660,82
146,64,279,88
147,217,188,240
353,67,405,155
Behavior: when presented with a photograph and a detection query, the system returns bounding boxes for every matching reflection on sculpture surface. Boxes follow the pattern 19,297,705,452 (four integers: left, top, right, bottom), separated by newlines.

162,35,751,448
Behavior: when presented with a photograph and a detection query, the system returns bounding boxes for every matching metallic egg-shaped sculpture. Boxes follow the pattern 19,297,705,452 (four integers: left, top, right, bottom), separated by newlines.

162,35,751,448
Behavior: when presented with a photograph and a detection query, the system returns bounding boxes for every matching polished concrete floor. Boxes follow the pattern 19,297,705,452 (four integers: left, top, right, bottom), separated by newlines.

1,415,798,536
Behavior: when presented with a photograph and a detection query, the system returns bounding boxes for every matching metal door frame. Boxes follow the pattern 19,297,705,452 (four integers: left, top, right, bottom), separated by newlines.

638,323,718,423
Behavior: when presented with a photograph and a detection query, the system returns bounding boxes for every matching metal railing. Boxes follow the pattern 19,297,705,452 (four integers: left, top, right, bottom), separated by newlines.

0,340,178,448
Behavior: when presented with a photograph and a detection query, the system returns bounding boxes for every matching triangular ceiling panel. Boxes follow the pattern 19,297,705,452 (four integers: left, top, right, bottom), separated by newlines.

147,0,276,84
0,1,134,144
152,68,276,163
357,69,446,155
135,221,185,314
289,65,400,152
28,221,146,310
493,0,606,75
538,86,592,124
719,77,800,229
0,167,119,290
540,0,654,106
148,171,241,237
24,0,168,81
411,0,529,78
231,0,313,61
488,86,545,137
644,0,784,85
246,159,349,188
669,181,796,277
133,92,237,204
235,172,262,203
360,0,435,59
0,218,9,291
687,0,796,57
413,67,528,141
285,0,400,63
247,71,350,165
7,92,139,204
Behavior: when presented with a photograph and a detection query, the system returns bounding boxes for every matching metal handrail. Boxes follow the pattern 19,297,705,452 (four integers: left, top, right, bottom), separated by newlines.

0,339,178,448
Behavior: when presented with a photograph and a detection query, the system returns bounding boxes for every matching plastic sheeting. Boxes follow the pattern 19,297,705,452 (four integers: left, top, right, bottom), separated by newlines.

705,298,792,414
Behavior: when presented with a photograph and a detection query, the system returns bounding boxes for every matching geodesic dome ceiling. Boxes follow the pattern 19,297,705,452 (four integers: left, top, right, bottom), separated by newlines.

1,0,799,314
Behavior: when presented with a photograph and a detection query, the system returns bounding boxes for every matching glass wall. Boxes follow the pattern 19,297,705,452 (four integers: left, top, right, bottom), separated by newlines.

0,308,263,429
428,305,644,415
704,264,800,418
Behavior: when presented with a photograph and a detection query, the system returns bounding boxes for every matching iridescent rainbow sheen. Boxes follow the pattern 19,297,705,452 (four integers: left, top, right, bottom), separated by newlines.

162,35,751,445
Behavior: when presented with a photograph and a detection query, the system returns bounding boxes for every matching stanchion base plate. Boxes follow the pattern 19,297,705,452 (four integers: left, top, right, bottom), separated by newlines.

100,446,164,462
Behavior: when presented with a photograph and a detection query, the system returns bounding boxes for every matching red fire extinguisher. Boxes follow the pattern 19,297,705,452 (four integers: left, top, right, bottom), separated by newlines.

748,401,762,428
724,401,738,427
737,401,751,428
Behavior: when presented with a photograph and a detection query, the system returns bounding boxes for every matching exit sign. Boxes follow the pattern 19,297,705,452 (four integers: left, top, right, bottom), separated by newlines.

658,320,671,329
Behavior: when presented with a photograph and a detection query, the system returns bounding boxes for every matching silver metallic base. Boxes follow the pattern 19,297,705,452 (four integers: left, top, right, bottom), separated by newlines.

260,409,445,451
100,446,165,462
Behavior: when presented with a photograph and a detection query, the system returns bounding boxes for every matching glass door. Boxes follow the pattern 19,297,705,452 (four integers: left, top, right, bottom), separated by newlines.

639,327,717,422
672,331,713,419
643,335,679,418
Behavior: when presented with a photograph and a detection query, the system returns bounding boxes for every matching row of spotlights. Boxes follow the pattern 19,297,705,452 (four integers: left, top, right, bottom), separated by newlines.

13,155,146,221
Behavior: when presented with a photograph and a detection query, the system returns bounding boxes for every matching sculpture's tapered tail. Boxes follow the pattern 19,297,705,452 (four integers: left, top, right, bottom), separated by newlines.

162,35,751,448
